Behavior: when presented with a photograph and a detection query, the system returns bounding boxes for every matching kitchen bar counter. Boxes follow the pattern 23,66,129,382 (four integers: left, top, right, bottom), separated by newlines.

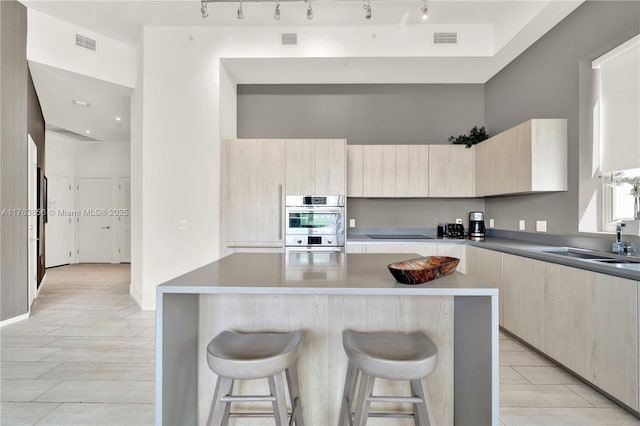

156,253,499,426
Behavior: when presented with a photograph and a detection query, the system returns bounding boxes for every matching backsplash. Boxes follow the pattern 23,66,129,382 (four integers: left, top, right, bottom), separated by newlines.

346,198,486,229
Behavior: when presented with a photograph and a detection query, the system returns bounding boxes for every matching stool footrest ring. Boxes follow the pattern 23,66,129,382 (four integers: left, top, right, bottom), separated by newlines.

220,395,276,403
367,395,424,404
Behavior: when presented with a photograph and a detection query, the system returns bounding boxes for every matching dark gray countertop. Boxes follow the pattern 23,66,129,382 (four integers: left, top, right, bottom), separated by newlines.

346,234,639,281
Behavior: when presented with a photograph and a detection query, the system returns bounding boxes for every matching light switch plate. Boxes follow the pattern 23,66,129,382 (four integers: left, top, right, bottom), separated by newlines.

489,219,495,228
349,218,356,228
519,220,526,230
536,220,547,232
177,219,188,231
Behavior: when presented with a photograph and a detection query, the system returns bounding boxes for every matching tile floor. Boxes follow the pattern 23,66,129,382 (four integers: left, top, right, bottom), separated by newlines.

1,264,154,426
1,264,639,425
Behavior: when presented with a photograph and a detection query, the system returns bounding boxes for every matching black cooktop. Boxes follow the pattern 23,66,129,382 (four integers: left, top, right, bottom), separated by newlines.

366,234,434,239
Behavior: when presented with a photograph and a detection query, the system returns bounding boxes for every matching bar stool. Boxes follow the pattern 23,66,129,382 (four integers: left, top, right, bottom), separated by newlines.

338,330,438,426
206,330,305,426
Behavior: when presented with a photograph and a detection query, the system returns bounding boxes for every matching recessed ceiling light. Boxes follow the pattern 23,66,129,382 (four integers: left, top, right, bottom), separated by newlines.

115,116,122,122
72,99,90,107
85,130,91,134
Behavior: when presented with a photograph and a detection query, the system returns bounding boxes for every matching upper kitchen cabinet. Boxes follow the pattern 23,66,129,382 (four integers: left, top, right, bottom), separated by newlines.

475,119,567,196
361,145,429,197
362,145,396,197
224,139,285,244
286,139,346,195
428,145,475,197
395,145,430,197
347,145,363,197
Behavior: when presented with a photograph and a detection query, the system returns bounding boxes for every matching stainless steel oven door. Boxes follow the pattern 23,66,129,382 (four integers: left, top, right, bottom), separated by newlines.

285,207,345,236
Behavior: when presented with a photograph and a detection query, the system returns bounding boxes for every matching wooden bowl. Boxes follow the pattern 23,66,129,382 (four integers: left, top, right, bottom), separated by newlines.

387,256,460,285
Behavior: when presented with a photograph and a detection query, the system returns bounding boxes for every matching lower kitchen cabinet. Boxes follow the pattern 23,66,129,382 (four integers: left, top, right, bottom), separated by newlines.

502,254,546,349
544,263,638,409
466,246,503,325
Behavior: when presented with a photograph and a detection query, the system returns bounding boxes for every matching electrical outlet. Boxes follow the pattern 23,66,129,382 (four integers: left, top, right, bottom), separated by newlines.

349,218,356,228
519,220,526,231
536,220,547,232
489,219,495,228
455,218,463,224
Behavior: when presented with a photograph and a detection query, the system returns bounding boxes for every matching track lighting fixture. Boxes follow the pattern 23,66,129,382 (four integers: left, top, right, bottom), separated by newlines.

420,0,428,20
273,0,280,20
201,0,208,18
237,0,244,19
363,0,372,19
306,0,313,20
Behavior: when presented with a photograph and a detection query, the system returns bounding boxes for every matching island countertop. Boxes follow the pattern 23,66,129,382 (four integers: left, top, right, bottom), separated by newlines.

156,252,498,296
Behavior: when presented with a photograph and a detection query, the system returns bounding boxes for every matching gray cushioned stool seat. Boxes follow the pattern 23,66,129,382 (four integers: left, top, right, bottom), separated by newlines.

207,330,303,380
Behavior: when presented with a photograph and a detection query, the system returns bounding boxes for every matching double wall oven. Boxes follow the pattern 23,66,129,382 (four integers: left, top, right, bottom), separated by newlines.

285,195,345,253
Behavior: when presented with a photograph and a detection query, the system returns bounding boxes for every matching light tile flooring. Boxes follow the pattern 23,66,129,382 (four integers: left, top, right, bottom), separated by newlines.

1,264,154,425
1,264,639,425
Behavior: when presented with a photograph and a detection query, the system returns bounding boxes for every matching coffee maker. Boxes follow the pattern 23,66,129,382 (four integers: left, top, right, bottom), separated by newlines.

469,211,486,241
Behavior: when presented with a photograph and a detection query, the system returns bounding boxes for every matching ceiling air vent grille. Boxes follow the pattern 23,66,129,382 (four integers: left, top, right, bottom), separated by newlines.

281,33,298,46
434,32,458,45
75,34,97,51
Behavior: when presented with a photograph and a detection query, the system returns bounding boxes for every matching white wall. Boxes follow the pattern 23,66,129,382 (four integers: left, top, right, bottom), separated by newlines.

27,9,135,88
45,130,130,265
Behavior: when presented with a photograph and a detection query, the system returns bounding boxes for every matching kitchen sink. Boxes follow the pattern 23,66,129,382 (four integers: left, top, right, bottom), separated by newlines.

594,258,640,264
541,249,608,260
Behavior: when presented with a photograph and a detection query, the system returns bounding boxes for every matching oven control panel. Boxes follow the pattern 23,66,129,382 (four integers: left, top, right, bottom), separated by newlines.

286,235,343,247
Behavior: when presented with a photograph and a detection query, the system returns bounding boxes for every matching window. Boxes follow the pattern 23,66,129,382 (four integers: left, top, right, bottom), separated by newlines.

592,35,640,232
602,168,640,232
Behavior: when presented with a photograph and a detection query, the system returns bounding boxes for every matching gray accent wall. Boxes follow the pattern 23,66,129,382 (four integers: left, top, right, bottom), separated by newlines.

1,0,29,320
484,1,640,234
237,84,484,145
238,84,486,228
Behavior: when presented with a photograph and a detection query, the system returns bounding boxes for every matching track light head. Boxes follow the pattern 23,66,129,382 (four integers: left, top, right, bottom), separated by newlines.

363,0,372,19
306,0,313,19
420,0,428,20
273,1,280,20
237,0,244,19
201,0,208,18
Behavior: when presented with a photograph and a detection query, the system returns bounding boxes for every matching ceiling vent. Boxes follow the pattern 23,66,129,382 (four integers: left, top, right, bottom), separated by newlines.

75,33,97,51
433,32,458,45
281,33,298,46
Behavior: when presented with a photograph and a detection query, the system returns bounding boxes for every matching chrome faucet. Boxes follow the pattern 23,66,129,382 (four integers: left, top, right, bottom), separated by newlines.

613,222,637,255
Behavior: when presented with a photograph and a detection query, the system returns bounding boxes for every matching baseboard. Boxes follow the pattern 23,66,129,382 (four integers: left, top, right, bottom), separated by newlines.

0,312,29,327
129,284,156,311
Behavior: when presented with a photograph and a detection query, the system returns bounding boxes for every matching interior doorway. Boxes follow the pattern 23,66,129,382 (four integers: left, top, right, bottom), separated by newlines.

45,174,74,267
77,177,113,263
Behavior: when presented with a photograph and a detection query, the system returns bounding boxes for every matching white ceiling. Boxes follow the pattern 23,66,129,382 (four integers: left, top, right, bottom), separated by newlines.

29,60,132,142
22,0,583,141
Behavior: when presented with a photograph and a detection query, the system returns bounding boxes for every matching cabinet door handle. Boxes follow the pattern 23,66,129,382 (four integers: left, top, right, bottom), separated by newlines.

278,184,283,240
101,226,111,230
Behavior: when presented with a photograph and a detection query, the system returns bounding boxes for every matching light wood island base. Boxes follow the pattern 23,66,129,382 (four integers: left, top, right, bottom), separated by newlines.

156,253,499,426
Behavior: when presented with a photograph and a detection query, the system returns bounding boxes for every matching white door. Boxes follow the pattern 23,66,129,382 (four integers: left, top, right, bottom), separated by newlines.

119,178,131,262
77,178,112,263
28,136,38,307
45,175,74,267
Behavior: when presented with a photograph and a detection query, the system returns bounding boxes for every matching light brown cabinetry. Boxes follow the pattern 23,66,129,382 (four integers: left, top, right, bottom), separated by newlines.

544,263,638,409
224,139,285,245
475,119,567,196
428,145,475,197
286,139,346,195
345,243,466,273
346,145,363,197
362,145,429,197
502,254,546,349
395,145,429,197
362,145,396,197
466,246,503,325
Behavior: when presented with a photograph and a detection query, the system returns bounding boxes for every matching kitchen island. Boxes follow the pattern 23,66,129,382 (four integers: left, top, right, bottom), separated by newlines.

155,253,499,426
